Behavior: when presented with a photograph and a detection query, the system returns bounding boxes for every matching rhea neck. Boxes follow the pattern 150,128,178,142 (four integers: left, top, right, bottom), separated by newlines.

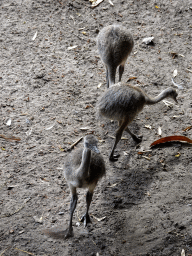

145,88,173,105
76,148,91,179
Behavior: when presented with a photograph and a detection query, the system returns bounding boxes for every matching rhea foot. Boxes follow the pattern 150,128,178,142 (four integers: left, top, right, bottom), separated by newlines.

65,227,74,239
109,153,120,162
132,134,142,144
80,213,92,227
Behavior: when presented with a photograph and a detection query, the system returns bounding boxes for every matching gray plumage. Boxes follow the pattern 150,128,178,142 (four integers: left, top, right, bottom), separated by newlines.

97,83,178,161
63,135,105,238
97,24,134,88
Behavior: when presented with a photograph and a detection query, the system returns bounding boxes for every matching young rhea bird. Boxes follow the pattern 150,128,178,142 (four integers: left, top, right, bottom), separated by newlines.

63,135,105,239
97,24,134,88
97,83,178,161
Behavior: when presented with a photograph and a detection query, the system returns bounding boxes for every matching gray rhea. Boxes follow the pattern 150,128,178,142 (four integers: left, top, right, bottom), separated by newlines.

97,24,134,88
63,135,105,239
97,83,178,161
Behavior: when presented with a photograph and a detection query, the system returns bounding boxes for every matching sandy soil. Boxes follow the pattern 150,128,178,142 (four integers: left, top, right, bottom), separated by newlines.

1,0,192,255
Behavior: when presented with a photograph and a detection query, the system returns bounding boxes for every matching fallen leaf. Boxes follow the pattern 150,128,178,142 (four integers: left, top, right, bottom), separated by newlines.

97,83,102,88
155,5,159,8
142,37,154,45
80,127,90,131
158,126,162,136
33,216,43,223
0,134,21,141
173,69,177,77
6,119,11,126
92,215,106,222
186,69,192,73
163,100,174,107
45,122,55,130
145,125,152,129
90,0,104,7
142,156,151,161
150,135,192,147
183,126,192,132
68,45,78,50
32,31,37,41
127,76,137,82
181,249,185,256
175,152,181,157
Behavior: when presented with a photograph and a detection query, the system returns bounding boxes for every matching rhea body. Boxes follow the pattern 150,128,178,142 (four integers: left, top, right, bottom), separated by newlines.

97,83,178,161
97,24,134,88
63,135,105,238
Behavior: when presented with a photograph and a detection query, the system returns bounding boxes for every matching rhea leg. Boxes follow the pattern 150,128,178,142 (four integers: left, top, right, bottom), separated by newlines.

119,65,124,82
108,65,117,87
65,186,78,239
124,127,142,143
109,120,129,161
106,67,109,88
81,185,96,227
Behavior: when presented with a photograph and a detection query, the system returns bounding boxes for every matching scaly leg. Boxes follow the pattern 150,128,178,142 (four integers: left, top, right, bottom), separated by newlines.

65,187,78,239
80,191,93,226
109,120,129,161
119,65,124,82
124,127,142,143
106,68,109,88
108,65,117,87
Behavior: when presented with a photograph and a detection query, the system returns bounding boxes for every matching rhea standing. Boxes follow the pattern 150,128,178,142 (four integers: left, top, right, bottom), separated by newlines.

97,24,134,88
63,135,105,238
97,83,178,161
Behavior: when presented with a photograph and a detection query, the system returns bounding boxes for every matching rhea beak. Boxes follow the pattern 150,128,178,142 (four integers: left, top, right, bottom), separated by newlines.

91,146,100,154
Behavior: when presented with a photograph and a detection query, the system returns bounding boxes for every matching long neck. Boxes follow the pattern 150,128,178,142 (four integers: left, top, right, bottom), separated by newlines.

145,88,171,105
76,148,91,178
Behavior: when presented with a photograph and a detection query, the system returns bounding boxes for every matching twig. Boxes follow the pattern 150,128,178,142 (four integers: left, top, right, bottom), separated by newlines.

0,246,11,256
0,134,21,142
0,198,31,218
70,137,83,149
15,248,36,256
186,69,192,73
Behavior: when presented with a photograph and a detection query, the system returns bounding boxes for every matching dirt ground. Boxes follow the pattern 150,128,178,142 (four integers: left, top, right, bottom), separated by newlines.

1,0,192,255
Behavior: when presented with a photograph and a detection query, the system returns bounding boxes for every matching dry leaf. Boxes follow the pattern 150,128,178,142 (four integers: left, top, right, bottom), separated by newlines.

32,31,37,41
163,100,174,107
108,0,114,6
142,156,151,160
0,134,21,141
150,135,192,147
6,119,11,126
33,216,43,223
68,45,78,50
175,152,181,157
145,125,152,129
181,249,185,256
186,69,192,73
173,69,177,77
92,215,106,222
80,127,90,131
90,0,104,7
142,37,154,44
45,123,55,130
183,126,192,132
127,77,137,82
158,127,162,136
